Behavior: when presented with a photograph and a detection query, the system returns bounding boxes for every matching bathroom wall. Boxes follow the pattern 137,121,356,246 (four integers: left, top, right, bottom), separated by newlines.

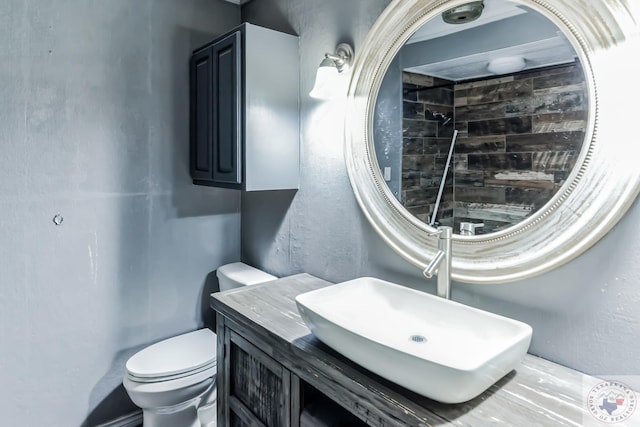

0,1,240,425
401,71,455,225
452,62,587,233
241,0,640,383
399,63,587,233
373,55,403,201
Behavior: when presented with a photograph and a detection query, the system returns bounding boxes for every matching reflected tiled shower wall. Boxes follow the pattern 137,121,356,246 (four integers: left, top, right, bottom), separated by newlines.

402,72,456,225
402,62,587,233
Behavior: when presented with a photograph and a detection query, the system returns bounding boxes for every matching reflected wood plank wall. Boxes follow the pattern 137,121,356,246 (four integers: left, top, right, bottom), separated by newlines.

401,62,587,233
402,72,456,225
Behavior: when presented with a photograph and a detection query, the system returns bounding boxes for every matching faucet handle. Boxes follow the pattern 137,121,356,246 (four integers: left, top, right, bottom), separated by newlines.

427,225,453,238
460,222,484,235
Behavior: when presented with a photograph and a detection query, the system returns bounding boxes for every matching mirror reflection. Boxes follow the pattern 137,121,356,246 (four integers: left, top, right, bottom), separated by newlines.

374,0,588,235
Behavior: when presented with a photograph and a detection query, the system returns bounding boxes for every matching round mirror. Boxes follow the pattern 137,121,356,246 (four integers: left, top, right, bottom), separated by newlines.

345,0,640,283
373,0,588,236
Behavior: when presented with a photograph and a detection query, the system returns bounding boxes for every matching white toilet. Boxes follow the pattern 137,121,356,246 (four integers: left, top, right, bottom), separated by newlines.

123,262,277,427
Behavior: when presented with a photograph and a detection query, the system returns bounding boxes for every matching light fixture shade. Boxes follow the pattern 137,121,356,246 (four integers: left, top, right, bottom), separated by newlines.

487,56,526,75
309,58,339,100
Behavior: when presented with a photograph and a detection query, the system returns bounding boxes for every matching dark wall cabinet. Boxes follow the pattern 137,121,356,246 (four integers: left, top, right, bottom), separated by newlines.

190,23,300,191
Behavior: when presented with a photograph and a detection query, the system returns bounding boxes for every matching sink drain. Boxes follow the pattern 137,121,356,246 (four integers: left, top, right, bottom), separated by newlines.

409,334,427,343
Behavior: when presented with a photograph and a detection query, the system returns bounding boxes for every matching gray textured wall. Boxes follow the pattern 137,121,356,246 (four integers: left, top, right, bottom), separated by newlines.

373,55,403,200
0,0,240,425
241,0,640,382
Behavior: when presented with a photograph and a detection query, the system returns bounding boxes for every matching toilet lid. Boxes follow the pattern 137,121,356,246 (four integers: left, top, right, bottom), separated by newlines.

126,329,217,381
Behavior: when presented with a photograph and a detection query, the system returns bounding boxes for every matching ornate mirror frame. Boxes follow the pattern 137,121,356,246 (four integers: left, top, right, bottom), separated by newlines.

345,0,640,283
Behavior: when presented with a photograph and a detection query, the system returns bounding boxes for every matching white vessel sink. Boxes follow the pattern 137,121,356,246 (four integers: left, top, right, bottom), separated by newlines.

295,277,532,403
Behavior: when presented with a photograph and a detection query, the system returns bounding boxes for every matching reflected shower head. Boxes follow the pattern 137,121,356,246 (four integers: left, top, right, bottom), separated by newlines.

433,112,452,126
442,1,485,24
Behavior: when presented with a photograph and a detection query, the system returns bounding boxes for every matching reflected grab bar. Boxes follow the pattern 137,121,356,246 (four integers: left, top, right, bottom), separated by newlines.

429,129,458,226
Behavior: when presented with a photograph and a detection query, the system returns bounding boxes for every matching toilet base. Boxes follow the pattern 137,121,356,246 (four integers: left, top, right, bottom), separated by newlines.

135,384,217,427
198,401,217,427
124,365,217,427
141,397,201,427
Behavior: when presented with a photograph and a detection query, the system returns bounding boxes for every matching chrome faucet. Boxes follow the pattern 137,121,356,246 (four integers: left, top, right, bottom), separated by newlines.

460,221,484,236
422,226,452,299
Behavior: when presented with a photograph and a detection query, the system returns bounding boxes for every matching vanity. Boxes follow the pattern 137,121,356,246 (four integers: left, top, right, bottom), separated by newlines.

211,274,605,426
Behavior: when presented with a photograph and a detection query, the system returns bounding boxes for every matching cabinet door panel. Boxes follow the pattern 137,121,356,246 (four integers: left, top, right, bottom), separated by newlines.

190,48,213,180
212,32,242,185
227,330,290,427
230,412,252,427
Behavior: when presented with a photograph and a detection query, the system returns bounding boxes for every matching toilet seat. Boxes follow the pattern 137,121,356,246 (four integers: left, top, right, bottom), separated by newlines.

124,363,217,395
127,360,216,383
126,329,217,383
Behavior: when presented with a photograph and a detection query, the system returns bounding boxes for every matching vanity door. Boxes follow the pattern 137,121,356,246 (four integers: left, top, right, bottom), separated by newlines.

221,328,293,427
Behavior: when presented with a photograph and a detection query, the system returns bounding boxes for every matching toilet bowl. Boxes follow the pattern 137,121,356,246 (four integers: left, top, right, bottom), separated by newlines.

123,262,277,427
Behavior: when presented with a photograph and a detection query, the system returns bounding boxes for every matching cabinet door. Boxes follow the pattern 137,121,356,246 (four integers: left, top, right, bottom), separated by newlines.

223,329,291,427
190,47,214,181
211,32,242,186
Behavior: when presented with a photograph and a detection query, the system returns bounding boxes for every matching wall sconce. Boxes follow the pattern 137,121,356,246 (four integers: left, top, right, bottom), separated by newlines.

309,43,354,100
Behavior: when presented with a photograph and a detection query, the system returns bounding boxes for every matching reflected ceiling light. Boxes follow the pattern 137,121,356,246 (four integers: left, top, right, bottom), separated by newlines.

309,43,354,100
442,1,485,24
487,56,527,75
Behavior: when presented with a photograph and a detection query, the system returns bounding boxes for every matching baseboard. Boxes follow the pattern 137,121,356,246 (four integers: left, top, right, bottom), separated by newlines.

93,410,143,427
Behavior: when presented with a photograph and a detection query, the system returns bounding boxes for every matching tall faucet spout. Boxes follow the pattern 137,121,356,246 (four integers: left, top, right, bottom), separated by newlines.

423,250,445,278
437,226,452,299
423,226,453,299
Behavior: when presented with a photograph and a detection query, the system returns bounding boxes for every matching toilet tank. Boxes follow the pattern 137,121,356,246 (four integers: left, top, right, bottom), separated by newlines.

216,262,277,291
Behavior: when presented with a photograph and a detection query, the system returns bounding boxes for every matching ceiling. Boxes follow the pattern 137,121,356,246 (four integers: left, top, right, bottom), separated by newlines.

407,0,526,43
402,0,578,81
219,0,577,81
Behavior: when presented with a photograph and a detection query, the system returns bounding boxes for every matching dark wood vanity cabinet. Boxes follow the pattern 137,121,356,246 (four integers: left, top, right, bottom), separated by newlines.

189,23,299,191
216,312,365,427
222,329,293,426
217,327,366,427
